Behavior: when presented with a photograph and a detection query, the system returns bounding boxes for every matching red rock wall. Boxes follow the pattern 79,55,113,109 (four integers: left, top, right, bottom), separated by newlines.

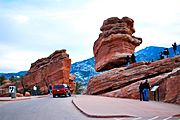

87,55,180,104
94,17,142,72
18,49,72,94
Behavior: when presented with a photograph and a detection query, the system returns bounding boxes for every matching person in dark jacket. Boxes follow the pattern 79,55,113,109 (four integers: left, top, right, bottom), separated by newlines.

163,48,169,58
143,80,150,101
172,42,177,55
126,55,130,66
139,82,144,101
49,84,52,95
131,54,136,63
160,52,164,59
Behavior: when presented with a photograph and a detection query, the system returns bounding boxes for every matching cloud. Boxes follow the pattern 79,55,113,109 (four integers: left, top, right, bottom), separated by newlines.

13,14,29,23
0,0,180,72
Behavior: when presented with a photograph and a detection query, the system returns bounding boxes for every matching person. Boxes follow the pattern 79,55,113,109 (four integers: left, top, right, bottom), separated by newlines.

163,48,169,58
49,84,52,95
172,42,177,55
160,52,164,59
33,85,37,96
143,80,150,101
139,82,144,101
126,55,130,65
131,54,136,63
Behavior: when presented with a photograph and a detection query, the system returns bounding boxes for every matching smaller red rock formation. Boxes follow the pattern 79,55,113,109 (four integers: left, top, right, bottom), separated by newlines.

94,17,142,72
0,49,75,96
19,49,72,94
25,92,31,96
69,74,76,93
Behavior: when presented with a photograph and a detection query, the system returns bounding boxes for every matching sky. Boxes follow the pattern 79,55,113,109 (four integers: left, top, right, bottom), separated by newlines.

0,0,180,73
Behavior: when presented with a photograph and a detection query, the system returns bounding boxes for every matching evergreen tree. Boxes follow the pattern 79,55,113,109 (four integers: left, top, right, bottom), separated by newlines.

0,75,6,85
75,82,83,94
9,75,16,82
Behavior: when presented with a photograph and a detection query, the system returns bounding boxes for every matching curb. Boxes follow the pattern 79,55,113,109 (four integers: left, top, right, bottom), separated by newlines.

36,95,50,98
0,97,31,102
72,99,134,118
173,114,180,118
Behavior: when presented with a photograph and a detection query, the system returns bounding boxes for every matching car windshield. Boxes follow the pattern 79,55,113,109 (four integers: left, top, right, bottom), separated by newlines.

53,85,64,89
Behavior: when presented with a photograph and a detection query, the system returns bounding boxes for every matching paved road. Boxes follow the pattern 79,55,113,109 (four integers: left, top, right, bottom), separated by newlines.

0,96,179,120
0,96,108,120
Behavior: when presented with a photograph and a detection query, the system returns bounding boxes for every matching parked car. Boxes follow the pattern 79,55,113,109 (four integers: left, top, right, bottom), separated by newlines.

52,84,71,98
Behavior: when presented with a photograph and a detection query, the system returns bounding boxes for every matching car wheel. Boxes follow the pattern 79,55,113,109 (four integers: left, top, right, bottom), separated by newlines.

68,93,71,96
53,94,56,98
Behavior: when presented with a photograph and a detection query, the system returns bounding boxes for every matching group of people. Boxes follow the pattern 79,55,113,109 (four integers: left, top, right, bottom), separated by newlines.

139,80,150,101
160,42,178,59
126,53,136,65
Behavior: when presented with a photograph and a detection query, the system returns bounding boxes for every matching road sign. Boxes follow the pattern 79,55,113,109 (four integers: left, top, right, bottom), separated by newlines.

9,86,16,93
151,85,159,92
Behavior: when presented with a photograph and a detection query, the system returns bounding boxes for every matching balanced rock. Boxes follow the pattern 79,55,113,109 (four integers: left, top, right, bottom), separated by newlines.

87,55,180,104
94,17,142,72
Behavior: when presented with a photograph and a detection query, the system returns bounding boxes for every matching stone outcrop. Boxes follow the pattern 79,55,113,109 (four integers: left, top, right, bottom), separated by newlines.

94,17,142,72
0,49,75,96
87,55,180,104
18,49,73,94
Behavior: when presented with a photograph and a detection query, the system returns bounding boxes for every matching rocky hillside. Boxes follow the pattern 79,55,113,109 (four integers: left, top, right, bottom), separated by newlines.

70,57,99,86
87,55,180,104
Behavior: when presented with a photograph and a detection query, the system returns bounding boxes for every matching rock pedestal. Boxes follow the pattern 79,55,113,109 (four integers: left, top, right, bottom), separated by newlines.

94,17,142,72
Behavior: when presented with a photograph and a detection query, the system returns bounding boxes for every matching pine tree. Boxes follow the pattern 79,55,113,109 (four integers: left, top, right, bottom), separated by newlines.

0,75,6,85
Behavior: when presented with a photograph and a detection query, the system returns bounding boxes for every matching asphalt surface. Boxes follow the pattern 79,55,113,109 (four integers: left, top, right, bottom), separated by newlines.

0,95,179,120
0,96,108,120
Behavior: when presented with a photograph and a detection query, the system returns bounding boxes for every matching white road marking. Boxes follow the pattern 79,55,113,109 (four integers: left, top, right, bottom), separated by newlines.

113,118,122,120
133,117,142,120
162,116,172,120
147,116,159,120
113,117,142,120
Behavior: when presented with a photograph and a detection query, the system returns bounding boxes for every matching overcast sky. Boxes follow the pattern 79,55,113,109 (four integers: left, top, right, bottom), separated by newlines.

0,0,180,73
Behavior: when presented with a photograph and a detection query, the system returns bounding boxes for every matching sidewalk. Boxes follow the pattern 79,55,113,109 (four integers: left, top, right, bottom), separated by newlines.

72,95,180,118
0,94,50,102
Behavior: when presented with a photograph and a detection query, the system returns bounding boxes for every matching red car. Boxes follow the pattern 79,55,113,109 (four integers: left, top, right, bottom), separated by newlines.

52,84,71,98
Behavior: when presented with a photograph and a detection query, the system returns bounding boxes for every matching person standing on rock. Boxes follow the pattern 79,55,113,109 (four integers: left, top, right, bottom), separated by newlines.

172,42,177,55
131,54,136,63
143,80,150,101
160,52,164,59
163,48,169,58
126,55,130,66
139,82,144,101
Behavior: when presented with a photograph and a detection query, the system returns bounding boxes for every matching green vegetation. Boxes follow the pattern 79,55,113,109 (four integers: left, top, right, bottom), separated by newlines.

9,75,23,82
0,75,6,85
75,82,83,94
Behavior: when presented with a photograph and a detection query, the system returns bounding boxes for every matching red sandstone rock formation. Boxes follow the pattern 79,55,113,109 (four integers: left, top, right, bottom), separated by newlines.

0,49,75,96
87,55,180,104
18,49,73,94
94,17,142,72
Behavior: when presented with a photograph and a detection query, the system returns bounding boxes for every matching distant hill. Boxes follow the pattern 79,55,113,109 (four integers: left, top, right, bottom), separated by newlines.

0,71,27,79
70,57,99,86
135,45,180,62
1,45,179,86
